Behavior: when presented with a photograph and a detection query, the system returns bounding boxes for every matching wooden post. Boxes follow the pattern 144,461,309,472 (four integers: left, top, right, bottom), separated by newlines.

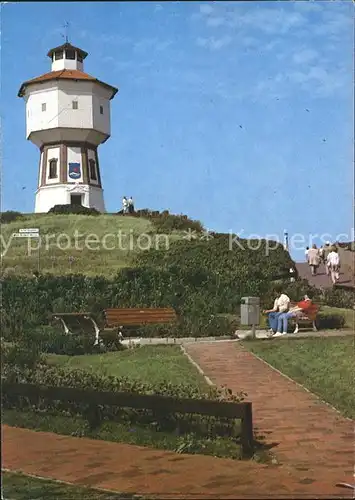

240,402,254,458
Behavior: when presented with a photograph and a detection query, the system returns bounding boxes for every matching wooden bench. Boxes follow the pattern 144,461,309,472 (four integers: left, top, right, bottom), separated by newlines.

289,304,319,334
52,313,101,345
103,307,177,337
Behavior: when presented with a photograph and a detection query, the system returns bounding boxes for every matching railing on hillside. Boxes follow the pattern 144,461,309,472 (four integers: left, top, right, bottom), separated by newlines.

2,382,254,458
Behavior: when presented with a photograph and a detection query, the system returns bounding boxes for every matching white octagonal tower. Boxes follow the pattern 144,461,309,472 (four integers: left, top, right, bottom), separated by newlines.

18,42,118,213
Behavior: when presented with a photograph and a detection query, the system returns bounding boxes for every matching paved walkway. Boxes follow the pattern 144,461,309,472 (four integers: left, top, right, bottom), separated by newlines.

296,247,354,289
3,423,353,499
184,341,354,497
3,340,354,499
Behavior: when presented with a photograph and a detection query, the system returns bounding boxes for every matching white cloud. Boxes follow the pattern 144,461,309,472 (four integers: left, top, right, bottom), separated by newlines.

236,8,307,35
199,4,214,15
206,16,225,27
197,35,233,51
292,48,318,65
314,10,352,37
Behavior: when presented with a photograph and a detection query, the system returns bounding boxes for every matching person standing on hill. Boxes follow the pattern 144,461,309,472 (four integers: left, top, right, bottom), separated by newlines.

308,244,320,276
263,285,290,336
122,196,128,214
327,246,340,284
128,196,135,214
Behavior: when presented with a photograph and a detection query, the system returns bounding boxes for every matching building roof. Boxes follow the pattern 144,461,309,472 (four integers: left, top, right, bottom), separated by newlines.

18,69,118,99
47,42,88,60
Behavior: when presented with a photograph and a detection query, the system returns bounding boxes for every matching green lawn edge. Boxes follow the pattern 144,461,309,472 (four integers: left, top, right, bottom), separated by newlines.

2,470,146,500
243,335,355,419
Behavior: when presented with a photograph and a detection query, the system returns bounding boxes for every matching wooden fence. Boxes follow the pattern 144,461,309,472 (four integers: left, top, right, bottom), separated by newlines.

2,382,254,457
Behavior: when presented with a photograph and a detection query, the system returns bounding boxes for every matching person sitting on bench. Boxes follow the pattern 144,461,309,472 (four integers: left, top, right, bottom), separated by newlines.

274,294,316,337
263,285,290,336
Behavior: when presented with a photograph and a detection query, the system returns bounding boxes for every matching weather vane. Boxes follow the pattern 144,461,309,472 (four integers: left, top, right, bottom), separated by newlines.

61,21,70,43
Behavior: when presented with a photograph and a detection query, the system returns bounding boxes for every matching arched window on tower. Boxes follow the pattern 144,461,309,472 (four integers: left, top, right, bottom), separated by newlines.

89,159,97,181
48,158,58,179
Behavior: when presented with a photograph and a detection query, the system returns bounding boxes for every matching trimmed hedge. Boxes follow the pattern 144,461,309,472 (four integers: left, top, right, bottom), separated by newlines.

48,204,100,215
322,287,354,310
316,312,346,330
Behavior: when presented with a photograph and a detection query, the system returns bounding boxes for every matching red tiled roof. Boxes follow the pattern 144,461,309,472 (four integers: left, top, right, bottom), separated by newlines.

18,69,118,99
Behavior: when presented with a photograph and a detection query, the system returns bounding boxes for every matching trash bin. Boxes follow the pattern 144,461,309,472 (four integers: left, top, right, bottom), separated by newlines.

240,297,260,326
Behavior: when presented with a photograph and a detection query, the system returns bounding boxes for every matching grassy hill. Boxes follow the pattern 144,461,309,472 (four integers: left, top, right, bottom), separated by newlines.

1,214,185,277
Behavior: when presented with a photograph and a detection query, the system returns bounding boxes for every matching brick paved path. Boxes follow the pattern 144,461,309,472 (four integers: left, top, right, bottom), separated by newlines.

3,341,354,499
185,341,354,496
3,424,353,499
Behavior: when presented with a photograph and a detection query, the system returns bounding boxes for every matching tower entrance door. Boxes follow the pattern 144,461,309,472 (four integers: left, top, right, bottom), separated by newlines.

70,194,82,206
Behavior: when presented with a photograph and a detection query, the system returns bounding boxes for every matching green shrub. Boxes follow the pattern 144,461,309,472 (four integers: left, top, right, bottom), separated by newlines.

316,312,346,330
14,326,124,356
48,205,99,215
2,363,246,440
322,288,354,309
0,234,295,337
134,316,239,338
0,210,23,224
1,341,42,371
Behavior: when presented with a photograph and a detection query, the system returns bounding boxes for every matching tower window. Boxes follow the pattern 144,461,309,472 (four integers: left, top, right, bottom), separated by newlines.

54,50,63,60
72,101,78,110
77,53,83,63
42,103,46,112
100,105,104,115
66,49,76,60
89,159,97,180
48,158,58,179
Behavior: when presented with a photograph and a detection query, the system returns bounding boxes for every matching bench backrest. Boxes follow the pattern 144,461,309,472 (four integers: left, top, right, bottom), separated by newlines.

104,308,177,327
52,313,96,335
290,303,319,321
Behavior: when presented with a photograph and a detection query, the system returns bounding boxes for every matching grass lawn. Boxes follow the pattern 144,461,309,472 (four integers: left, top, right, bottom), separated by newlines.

244,335,355,419
2,470,143,499
1,214,185,277
46,345,207,389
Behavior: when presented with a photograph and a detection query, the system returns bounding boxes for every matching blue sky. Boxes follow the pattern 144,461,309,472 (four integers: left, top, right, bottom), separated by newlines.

1,1,353,260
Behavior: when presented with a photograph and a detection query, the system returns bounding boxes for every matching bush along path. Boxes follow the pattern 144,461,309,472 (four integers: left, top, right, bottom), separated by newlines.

184,341,354,497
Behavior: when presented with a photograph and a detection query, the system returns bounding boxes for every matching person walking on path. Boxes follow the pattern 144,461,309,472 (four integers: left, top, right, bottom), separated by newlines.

321,242,332,275
122,196,128,214
308,244,320,276
274,294,317,336
263,285,290,336
327,246,340,284
305,247,310,262
128,196,135,214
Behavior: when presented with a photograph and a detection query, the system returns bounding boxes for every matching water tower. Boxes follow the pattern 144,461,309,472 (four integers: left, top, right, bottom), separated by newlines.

18,41,118,212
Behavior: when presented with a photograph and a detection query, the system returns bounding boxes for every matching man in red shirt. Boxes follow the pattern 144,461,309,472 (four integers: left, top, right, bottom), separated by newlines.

274,294,318,336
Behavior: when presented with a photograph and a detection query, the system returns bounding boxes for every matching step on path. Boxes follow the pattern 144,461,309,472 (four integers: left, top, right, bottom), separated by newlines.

184,341,354,497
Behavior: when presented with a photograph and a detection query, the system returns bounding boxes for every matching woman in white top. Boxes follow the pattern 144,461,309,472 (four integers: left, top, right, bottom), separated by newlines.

327,247,340,284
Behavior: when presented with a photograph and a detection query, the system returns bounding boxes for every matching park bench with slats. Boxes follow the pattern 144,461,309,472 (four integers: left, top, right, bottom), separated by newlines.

52,313,101,345
289,303,319,334
103,307,177,336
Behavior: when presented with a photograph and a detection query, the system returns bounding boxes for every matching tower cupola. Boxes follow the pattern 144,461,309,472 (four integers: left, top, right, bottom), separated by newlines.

47,42,88,72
